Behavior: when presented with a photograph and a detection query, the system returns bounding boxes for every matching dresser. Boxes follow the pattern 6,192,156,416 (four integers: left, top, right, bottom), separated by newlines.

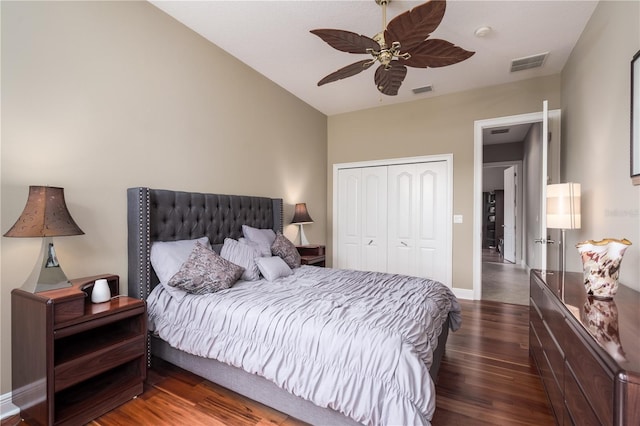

529,270,640,425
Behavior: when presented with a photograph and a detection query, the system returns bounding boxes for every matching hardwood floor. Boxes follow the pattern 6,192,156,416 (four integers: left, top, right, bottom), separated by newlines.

2,300,553,426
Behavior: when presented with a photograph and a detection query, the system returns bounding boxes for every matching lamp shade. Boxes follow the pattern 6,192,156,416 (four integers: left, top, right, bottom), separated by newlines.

547,183,581,230
4,186,84,237
291,203,313,224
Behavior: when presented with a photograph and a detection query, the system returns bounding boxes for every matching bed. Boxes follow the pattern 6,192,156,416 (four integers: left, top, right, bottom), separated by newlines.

127,187,461,425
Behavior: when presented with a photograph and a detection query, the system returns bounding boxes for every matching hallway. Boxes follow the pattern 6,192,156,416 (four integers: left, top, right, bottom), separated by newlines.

481,249,530,305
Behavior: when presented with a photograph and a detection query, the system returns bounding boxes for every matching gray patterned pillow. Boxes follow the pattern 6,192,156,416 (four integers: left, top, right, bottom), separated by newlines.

271,232,301,269
168,242,244,294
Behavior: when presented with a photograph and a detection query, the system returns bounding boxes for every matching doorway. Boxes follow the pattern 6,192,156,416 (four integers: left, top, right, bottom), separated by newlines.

473,108,562,303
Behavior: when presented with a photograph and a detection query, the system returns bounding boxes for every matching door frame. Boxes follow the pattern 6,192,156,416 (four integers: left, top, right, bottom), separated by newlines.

473,111,560,300
333,154,453,287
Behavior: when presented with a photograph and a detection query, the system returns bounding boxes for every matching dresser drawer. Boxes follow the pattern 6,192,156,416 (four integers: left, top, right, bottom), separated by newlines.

564,362,601,426
563,319,614,424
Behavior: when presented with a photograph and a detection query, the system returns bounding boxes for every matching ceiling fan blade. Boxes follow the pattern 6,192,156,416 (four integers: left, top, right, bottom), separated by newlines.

374,62,407,96
403,39,475,68
318,60,374,86
385,0,446,52
310,29,380,54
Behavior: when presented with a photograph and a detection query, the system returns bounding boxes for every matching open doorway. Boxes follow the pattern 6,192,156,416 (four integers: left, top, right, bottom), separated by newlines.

481,126,532,305
473,106,562,304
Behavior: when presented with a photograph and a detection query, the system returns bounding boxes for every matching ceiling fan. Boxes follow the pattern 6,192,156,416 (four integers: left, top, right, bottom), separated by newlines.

310,0,474,96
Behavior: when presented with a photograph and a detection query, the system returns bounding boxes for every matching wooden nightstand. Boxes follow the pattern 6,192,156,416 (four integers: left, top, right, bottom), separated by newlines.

297,245,326,267
11,274,146,426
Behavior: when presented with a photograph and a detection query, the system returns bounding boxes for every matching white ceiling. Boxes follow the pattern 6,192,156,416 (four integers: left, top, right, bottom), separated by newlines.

150,0,598,116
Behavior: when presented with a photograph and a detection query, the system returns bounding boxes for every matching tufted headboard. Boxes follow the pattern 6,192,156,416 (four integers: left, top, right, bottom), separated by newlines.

127,187,283,300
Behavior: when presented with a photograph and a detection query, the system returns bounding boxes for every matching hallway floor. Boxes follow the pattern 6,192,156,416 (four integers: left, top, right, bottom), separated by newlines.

481,249,530,305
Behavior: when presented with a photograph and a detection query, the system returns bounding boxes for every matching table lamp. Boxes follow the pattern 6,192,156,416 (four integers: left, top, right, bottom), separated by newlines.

547,182,581,278
291,203,313,246
4,186,84,292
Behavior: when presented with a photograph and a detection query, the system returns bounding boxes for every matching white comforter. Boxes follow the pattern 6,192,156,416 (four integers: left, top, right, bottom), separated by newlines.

147,265,461,425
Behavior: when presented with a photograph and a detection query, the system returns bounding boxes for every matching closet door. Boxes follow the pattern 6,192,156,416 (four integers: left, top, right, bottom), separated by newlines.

337,168,362,270
336,167,387,271
387,161,448,282
360,167,387,272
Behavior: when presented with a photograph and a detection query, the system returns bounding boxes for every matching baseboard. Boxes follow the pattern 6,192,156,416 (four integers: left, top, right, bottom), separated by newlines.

452,287,474,300
0,391,19,420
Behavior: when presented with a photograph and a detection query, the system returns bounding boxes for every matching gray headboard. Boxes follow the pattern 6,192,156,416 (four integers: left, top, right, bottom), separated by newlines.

127,187,283,300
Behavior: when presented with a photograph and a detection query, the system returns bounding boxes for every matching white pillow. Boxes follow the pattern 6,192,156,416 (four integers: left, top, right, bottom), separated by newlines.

242,225,276,247
256,256,292,281
220,238,261,281
150,236,210,283
239,237,272,258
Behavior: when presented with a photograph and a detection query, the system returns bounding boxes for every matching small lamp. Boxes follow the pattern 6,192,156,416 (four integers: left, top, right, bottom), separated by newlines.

4,186,84,292
291,203,313,246
547,182,581,277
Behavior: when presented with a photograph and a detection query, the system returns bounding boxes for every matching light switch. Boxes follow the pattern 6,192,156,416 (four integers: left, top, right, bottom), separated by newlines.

453,214,463,223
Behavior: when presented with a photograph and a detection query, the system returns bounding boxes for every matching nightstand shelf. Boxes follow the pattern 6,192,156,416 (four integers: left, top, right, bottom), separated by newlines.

12,274,146,426
297,245,326,267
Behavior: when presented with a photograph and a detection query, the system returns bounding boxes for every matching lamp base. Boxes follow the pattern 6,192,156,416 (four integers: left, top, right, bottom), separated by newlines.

22,237,72,293
298,224,310,246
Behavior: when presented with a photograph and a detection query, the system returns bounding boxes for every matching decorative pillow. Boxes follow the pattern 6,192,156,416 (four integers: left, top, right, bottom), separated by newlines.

256,256,293,281
168,242,244,294
239,237,272,258
220,238,261,281
271,232,301,269
242,225,276,248
150,236,210,283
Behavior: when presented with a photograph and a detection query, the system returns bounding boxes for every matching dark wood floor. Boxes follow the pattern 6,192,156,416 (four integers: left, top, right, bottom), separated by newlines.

3,300,554,426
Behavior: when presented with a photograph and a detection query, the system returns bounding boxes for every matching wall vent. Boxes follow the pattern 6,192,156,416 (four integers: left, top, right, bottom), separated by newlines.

491,128,510,135
510,52,548,72
412,84,433,94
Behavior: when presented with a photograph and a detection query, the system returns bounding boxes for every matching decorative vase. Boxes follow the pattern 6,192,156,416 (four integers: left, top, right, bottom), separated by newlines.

576,238,632,299
91,279,111,303
581,297,626,363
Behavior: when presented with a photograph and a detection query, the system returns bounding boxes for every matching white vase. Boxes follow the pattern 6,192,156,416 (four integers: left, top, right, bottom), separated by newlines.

576,238,632,299
91,279,111,303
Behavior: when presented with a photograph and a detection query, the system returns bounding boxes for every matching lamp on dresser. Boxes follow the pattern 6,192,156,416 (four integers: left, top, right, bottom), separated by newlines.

291,202,313,246
546,182,581,282
4,185,84,292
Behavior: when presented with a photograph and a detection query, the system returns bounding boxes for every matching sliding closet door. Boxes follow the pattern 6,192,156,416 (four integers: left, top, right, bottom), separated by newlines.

337,167,387,271
387,161,448,282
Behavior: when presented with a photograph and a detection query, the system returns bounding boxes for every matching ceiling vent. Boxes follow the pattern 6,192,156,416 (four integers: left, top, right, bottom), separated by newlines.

491,128,510,135
510,52,548,72
412,85,433,94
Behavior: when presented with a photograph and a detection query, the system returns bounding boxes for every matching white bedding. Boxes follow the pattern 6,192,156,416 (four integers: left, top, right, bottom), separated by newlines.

147,265,461,425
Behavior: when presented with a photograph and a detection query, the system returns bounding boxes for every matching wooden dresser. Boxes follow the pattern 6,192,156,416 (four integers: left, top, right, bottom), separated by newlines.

529,270,640,425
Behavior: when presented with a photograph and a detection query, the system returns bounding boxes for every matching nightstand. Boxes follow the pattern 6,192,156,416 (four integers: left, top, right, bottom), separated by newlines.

11,274,146,426
297,245,326,267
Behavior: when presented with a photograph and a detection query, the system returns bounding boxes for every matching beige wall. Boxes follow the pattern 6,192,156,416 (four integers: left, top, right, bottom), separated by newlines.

561,0,640,291
328,75,561,291
0,1,327,396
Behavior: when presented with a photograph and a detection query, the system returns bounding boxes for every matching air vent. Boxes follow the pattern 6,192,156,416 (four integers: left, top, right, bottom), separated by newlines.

510,52,548,72
491,128,510,135
412,85,433,94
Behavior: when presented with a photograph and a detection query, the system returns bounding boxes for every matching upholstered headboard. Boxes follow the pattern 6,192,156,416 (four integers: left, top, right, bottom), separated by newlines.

127,187,283,300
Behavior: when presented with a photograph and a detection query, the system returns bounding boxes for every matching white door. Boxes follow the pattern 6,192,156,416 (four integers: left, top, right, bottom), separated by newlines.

387,161,448,283
337,167,387,271
361,167,388,272
503,166,516,263
337,168,362,270
534,101,562,271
